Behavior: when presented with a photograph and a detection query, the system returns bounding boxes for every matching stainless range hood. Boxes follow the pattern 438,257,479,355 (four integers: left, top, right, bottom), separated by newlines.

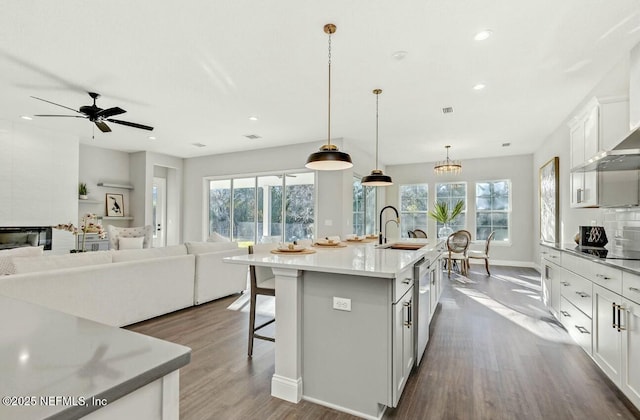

572,127,640,172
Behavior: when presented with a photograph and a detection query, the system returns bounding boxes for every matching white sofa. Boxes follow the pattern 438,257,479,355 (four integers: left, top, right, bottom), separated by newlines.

0,242,247,327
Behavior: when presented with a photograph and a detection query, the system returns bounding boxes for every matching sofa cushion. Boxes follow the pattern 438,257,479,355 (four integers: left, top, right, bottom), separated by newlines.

112,244,188,263
207,232,231,242
185,241,239,255
12,250,113,274
119,237,145,250
0,246,44,275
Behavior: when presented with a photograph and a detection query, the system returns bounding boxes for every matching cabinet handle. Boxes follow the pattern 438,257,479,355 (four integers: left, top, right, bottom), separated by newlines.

561,282,570,287
595,274,611,280
629,287,640,294
402,278,411,285
575,291,589,298
612,302,617,329
575,325,590,334
560,310,570,317
577,188,583,203
403,301,412,328
616,304,626,332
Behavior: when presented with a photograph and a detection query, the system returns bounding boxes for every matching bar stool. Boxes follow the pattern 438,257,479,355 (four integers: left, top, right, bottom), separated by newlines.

248,243,278,357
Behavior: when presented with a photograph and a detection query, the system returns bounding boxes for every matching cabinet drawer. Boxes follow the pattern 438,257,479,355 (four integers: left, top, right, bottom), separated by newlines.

541,247,562,265
559,297,593,355
394,267,414,303
560,269,593,318
623,272,640,303
563,253,622,293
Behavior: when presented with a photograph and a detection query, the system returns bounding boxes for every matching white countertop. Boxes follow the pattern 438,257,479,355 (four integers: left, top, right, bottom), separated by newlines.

225,239,443,278
0,295,191,420
541,242,640,274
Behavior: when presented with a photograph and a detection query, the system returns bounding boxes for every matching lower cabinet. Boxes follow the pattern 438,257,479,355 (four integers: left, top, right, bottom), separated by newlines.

593,284,622,383
622,297,640,408
392,286,414,407
559,296,592,354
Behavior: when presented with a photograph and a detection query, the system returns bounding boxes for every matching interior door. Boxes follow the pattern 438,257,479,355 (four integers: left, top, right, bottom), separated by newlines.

152,177,167,247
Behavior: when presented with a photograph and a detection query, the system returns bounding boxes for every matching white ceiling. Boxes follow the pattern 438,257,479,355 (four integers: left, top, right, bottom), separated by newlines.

1,1,640,166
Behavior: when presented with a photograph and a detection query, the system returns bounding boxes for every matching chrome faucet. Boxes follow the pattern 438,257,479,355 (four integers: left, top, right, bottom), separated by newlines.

379,205,400,244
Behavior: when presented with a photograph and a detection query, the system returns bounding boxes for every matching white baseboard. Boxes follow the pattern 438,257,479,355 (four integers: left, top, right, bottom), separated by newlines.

271,375,302,403
302,395,386,420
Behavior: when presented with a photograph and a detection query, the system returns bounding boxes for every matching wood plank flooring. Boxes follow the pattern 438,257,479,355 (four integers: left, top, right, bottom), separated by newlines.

127,266,640,419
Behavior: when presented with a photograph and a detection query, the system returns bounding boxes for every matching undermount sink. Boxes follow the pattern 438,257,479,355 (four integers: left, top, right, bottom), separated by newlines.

379,243,424,251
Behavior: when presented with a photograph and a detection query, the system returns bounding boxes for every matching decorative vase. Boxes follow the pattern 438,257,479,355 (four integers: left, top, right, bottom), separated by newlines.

438,224,454,238
79,195,88,200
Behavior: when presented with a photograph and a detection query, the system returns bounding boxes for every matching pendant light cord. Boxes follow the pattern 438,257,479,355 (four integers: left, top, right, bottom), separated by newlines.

375,92,379,169
327,32,332,147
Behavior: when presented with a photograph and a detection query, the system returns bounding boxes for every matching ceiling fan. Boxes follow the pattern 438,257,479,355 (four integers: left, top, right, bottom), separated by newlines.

30,92,153,133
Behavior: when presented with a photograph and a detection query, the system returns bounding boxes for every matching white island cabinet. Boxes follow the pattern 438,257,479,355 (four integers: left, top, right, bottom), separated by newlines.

225,239,442,419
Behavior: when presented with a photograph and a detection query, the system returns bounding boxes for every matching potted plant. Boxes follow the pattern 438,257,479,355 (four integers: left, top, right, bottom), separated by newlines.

78,182,88,200
429,200,464,238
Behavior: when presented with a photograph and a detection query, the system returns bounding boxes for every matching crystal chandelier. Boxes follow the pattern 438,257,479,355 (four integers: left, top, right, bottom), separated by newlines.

434,145,462,175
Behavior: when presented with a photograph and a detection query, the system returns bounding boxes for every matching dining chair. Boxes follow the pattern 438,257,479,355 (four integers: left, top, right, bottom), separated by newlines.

407,230,417,238
468,231,495,275
446,230,472,277
248,243,278,357
413,229,427,238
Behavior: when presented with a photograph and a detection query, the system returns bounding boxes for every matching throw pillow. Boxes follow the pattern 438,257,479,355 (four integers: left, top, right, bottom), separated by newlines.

0,246,44,275
207,231,230,242
119,237,145,250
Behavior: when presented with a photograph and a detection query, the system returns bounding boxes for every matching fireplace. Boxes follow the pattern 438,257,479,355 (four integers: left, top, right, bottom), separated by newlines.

0,226,52,250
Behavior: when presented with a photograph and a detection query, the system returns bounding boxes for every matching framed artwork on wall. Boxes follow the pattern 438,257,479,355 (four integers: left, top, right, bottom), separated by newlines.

539,157,559,244
106,193,125,217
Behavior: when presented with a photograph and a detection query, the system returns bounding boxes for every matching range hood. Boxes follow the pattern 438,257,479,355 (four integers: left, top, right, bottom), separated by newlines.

572,127,640,172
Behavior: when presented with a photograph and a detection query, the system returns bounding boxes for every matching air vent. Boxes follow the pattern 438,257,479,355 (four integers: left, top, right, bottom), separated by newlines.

442,107,454,114
191,142,207,148
244,134,261,140
502,142,511,147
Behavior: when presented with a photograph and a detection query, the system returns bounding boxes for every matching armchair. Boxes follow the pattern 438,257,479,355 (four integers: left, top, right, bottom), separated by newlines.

107,225,153,250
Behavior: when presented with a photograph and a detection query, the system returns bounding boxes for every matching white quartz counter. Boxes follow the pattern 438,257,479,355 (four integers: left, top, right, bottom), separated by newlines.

224,239,442,278
541,242,640,275
0,295,191,420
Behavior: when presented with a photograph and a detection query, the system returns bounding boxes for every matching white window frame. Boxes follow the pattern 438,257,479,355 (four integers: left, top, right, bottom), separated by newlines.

474,179,512,245
435,181,467,233
399,183,429,238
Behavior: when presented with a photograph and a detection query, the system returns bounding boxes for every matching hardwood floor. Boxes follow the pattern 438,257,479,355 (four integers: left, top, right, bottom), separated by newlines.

127,266,640,420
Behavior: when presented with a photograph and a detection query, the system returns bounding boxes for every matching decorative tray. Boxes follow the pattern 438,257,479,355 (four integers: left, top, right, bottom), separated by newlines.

271,248,316,255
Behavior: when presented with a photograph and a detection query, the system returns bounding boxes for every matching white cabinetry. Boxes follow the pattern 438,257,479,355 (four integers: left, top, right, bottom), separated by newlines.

541,247,563,317
392,285,414,406
569,96,629,208
593,283,622,382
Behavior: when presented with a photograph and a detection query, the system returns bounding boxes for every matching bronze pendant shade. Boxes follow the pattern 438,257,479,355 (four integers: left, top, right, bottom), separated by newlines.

361,89,392,186
305,24,353,171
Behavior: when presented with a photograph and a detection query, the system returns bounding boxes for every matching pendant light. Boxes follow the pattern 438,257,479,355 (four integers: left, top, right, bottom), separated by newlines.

434,145,462,175
361,89,393,186
305,24,353,171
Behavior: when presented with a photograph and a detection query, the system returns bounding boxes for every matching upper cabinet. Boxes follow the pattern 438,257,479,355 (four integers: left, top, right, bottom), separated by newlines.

569,96,631,208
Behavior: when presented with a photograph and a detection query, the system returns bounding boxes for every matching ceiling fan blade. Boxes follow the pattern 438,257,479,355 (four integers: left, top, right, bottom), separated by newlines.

106,118,154,131
30,96,82,114
95,121,112,133
96,107,126,119
34,114,87,118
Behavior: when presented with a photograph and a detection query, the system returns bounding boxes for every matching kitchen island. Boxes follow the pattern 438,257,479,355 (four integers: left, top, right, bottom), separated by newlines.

224,239,442,419
0,295,191,420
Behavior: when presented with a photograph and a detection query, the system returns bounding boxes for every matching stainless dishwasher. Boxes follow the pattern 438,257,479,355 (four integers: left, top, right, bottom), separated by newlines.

414,257,431,366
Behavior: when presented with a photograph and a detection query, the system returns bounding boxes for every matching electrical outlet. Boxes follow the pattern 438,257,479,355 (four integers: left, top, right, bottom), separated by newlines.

333,297,351,311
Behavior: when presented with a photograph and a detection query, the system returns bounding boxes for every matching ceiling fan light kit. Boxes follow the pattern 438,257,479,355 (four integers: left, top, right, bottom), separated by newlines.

362,89,392,186
305,23,353,171
434,145,462,175
31,91,154,133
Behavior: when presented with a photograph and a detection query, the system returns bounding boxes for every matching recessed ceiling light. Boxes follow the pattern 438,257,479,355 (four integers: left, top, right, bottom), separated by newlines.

248,116,259,121
148,136,156,140
391,51,408,60
20,115,32,120
473,83,486,90
474,30,493,41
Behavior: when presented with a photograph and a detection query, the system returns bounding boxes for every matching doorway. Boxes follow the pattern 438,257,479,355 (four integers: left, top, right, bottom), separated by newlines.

152,177,167,247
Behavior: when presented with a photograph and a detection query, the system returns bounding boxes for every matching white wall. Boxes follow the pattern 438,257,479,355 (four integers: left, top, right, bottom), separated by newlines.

532,55,630,263
0,119,78,253
386,154,534,265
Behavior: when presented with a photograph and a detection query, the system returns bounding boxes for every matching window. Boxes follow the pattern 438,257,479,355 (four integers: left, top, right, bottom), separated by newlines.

352,177,377,236
208,172,315,244
435,182,466,233
476,180,510,241
399,184,428,237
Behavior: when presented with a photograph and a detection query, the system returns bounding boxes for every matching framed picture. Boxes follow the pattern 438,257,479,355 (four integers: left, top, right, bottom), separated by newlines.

539,157,559,244
106,193,125,217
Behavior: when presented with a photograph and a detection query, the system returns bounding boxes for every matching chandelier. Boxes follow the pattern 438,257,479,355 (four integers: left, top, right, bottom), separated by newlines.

434,145,462,175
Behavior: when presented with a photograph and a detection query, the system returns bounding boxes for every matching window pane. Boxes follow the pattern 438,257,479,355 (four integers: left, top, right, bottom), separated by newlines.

353,178,365,236
232,177,256,242
400,184,428,238
365,186,377,235
435,182,467,236
475,180,510,241
257,175,283,243
209,179,231,239
285,172,315,242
